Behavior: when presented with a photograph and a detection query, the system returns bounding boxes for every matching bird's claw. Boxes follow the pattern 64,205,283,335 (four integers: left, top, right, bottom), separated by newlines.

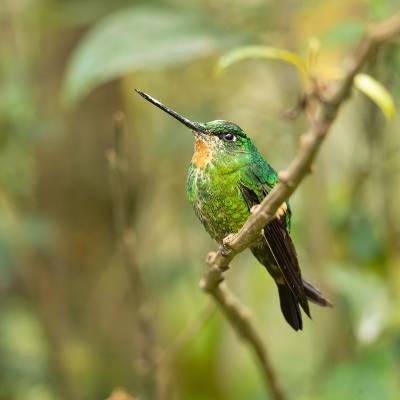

221,234,235,256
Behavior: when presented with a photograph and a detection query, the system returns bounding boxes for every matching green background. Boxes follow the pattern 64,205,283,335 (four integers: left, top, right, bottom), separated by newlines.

1,0,400,399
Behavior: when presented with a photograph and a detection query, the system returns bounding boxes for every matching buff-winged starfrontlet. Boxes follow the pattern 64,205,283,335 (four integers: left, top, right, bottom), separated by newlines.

135,89,331,331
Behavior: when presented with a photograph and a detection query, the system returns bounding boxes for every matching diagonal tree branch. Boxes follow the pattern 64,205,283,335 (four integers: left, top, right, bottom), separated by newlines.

200,12,400,400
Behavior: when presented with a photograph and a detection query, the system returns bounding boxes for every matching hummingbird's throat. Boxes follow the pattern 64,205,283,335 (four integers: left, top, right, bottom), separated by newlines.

192,136,213,169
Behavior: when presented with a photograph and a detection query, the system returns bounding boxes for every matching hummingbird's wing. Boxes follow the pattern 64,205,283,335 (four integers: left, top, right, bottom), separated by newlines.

239,164,310,318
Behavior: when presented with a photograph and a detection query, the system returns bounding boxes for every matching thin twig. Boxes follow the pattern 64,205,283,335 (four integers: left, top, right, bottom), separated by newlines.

200,12,400,400
108,112,145,299
108,112,157,396
206,283,286,400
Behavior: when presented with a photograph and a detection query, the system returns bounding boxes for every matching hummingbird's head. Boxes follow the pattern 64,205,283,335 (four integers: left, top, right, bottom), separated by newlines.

135,90,255,170
193,120,254,169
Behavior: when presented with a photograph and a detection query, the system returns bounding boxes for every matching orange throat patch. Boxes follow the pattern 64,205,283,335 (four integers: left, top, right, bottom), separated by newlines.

192,138,213,169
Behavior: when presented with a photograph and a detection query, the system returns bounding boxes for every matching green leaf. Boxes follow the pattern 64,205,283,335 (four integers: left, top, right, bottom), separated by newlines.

327,265,390,344
354,73,396,120
320,21,364,47
320,342,398,400
217,45,307,81
62,7,237,105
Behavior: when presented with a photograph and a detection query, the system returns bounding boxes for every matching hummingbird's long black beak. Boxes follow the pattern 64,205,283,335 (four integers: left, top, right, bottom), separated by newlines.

135,89,206,133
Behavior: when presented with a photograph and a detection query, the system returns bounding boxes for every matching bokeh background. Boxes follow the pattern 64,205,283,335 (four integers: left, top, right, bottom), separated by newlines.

1,0,400,399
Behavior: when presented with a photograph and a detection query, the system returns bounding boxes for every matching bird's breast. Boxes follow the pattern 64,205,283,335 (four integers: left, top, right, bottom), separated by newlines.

186,164,250,242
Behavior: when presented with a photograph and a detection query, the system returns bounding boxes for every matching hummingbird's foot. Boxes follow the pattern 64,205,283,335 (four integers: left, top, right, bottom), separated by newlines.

222,233,235,246
275,203,288,219
221,234,235,257
250,204,260,214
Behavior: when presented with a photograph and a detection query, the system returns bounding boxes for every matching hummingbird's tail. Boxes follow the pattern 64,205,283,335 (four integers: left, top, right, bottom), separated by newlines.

277,280,332,331
302,279,333,307
277,284,303,331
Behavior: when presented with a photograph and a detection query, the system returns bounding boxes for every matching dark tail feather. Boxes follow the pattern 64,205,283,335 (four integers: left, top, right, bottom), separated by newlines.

303,279,333,307
277,284,303,331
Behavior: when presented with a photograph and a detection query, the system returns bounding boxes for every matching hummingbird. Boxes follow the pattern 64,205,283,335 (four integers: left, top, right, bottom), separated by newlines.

136,89,331,331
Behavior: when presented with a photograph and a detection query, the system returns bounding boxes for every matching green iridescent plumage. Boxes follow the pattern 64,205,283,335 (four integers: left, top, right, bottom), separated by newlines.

186,120,281,242
136,90,331,331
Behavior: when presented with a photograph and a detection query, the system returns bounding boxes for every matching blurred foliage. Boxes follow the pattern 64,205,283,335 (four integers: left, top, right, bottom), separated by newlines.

217,45,308,81
63,6,240,105
217,44,395,119
354,73,395,120
1,0,400,399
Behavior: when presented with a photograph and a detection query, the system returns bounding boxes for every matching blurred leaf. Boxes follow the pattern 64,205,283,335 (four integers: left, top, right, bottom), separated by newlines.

367,0,397,19
354,73,396,120
63,7,238,105
321,343,398,400
349,213,383,264
0,304,48,380
328,266,390,344
217,45,307,81
320,21,364,47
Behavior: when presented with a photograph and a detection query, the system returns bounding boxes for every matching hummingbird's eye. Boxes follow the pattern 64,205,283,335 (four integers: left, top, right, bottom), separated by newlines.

222,132,236,142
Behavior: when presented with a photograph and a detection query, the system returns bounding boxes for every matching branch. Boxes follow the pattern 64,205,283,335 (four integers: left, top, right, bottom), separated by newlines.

108,112,145,298
204,282,287,400
108,113,157,396
200,12,400,400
